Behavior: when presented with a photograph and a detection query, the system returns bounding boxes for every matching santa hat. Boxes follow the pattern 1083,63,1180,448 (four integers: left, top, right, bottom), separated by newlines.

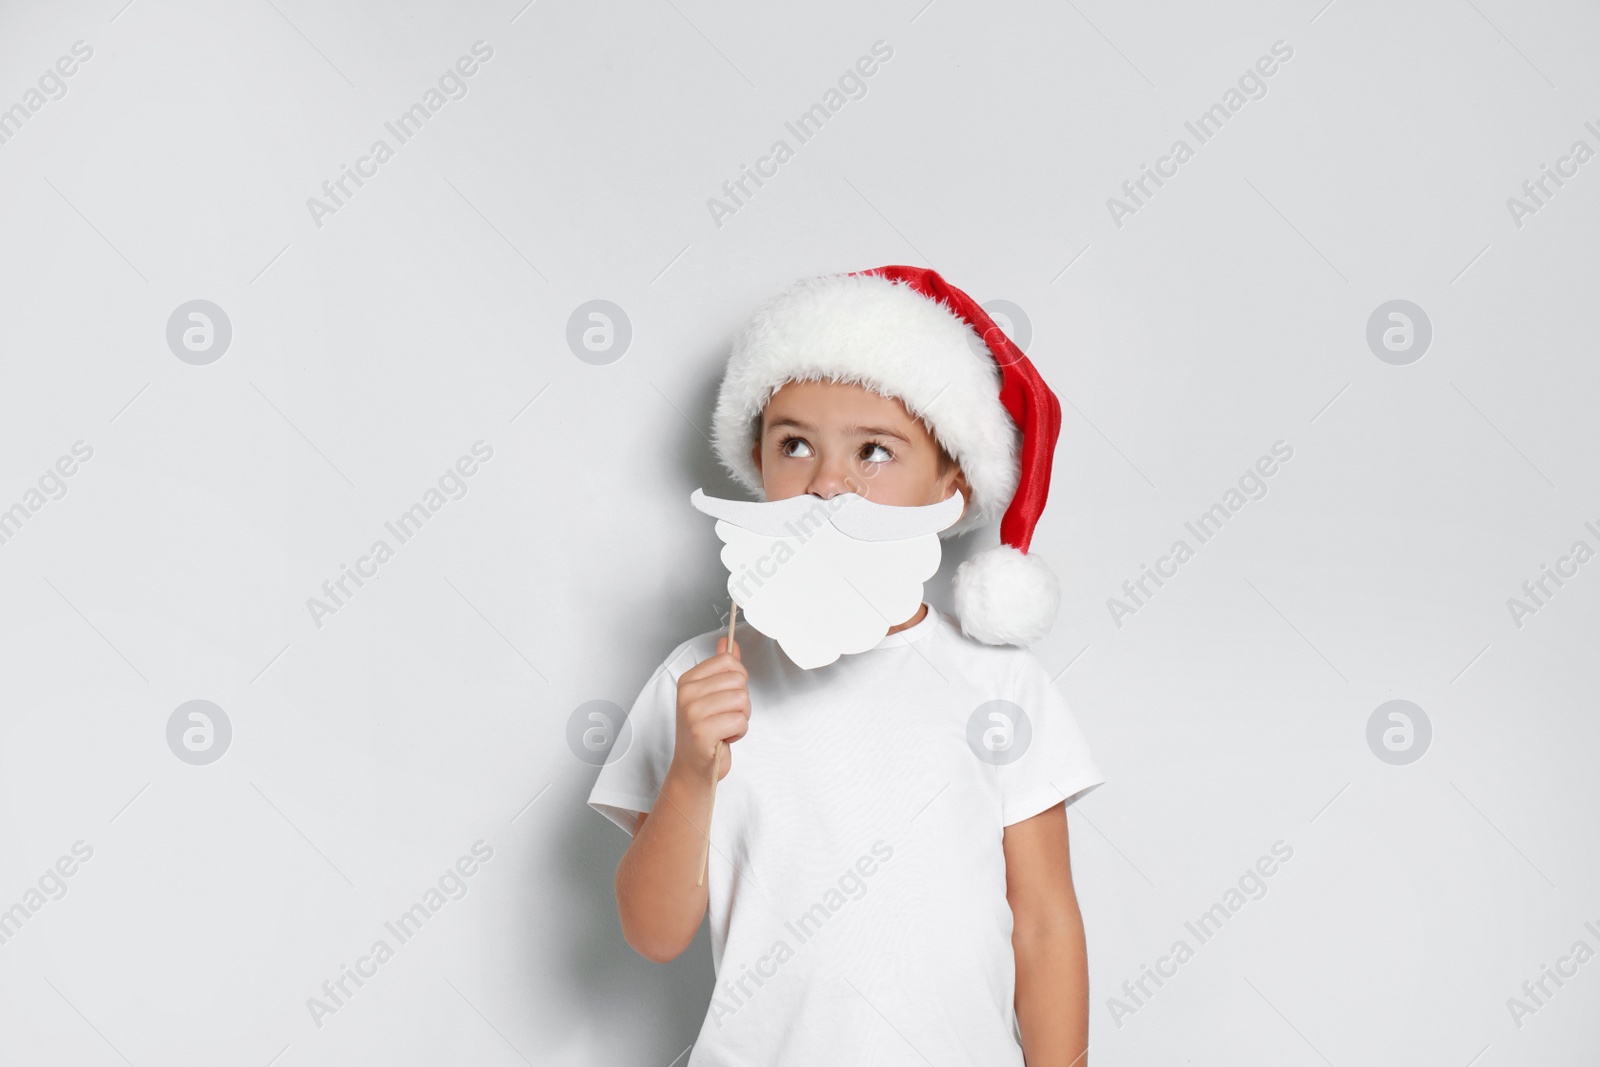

710,264,1064,648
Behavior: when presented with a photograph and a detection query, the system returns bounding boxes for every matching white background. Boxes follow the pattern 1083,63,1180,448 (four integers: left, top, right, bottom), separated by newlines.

1,0,1596,1064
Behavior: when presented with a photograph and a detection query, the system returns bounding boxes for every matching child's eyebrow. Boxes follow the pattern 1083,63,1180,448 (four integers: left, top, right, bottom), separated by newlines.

847,424,911,443
765,417,911,444
765,416,814,434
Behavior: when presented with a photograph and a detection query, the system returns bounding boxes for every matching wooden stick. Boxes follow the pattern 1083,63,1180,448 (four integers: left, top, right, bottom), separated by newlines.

698,600,736,887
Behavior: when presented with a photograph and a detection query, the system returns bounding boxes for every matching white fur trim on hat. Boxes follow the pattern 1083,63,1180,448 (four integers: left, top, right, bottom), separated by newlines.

952,544,1060,646
711,272,1020,537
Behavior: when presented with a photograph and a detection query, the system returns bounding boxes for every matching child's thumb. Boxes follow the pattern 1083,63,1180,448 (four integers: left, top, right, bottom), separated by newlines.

717,635,742,661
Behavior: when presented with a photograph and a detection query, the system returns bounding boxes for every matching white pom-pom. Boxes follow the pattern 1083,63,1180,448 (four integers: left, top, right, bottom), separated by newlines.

952,545,1060,646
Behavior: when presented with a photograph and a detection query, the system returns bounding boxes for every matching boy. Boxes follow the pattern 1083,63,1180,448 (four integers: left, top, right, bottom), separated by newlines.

588,266,1105,1065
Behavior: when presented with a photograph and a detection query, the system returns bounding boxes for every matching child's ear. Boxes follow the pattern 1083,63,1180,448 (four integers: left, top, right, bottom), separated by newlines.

942,468,971,520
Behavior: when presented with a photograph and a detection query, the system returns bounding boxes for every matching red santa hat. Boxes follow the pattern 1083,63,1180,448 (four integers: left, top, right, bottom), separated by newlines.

710,264,1063,647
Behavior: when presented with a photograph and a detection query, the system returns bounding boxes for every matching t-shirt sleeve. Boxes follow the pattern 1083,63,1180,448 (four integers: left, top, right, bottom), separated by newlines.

996,653,1106,827
586,662,679,837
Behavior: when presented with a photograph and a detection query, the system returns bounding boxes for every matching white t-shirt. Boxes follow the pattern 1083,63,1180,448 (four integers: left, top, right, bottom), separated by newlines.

587,606,1105,1066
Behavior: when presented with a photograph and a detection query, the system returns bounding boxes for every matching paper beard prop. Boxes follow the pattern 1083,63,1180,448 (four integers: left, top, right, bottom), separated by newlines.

690,488,965,669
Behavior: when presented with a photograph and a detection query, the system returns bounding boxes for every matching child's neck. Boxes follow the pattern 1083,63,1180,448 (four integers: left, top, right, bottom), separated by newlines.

886,603,929,635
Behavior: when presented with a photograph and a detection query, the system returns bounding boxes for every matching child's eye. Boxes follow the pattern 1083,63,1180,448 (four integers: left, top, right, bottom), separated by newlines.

860,441,893,463
780,436,813,458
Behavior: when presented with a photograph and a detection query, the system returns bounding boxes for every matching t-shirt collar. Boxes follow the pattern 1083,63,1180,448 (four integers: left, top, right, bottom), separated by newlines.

871,604,941,649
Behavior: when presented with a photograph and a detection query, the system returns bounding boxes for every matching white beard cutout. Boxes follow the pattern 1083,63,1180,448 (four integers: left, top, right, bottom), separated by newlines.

690,489,965,669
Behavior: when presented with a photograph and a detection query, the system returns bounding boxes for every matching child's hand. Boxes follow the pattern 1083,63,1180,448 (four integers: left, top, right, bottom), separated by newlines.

670,636,749,785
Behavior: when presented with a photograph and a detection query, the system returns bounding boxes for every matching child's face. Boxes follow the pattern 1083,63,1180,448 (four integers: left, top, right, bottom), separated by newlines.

751,379,968,515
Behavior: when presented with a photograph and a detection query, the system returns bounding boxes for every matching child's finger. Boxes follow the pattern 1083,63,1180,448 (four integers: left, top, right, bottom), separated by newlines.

692,687,751,719
702,709,751,747
679,672,748,702
681,649,746,683
713,636,743,662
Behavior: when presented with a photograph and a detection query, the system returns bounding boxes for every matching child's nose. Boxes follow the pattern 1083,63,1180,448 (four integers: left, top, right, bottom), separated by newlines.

805,453,855,499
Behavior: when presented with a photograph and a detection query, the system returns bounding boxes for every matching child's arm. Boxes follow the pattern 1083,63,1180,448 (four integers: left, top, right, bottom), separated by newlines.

613,636,750,963
1005,801,1090,1066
